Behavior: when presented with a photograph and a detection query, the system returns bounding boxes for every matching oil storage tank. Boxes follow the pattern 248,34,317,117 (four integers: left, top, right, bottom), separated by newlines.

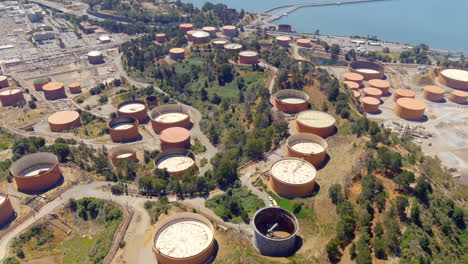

0,75,9,88
368,79,390,95
109,146,138,165
438,69,468,90
394,98,426,121
192,30,210,44
155,149,196,176
276,36,291,47
349,61,385,80
273,89,309,113
150,104,191,134
68,83,82,94
153,212,215,264
393,88,416,102
160,127,191,151
169,48,186,60
449,90,468,104
423,85,445,102
212,38,229,47
362,87,383,100
286,133,327,167
352,90,361,100
10,152,62,192
48,110,81,132
108,116,139,143
342,72,364,85
179,23,194,33
253,207,299,257
296,38,311,48
42,82,66,100
33,78,49,91
343,81,360,90
118,100,149,123
270,157,317,198
87,51,104,64
224,43,242,52
155,33,167,43
0,193,14,226
295,110,336,138
222,25,237,37
238,51,258,64
186,30,196,42
202,26,217,37
0,88,24,107
361,96,380,113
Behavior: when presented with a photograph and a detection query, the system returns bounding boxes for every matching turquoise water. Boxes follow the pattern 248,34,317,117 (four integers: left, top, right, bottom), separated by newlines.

183,0,468,52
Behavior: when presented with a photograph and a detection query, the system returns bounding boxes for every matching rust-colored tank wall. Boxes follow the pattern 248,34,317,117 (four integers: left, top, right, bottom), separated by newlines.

179,24,193,33
0,79,9,88
394,104,425,121
223,27,237,37
193,36,209,45
170,51,185,60
49,118,81,132
439,75,468,90
342,74,363,85
88,55,103,64
363,88,382,100
449,93,468,104
0,195,14,226
0,91,24,106
151,117,191,134
44,87,66,101
285,146,326,167
118,105,149,123
269,174,315,198
424,90,444,102
361,100,380,113
161,136,191,151
13,165,62,192
108,122,139,143
296,41,311,48
239,55,258,64
393,91,415,102
277,39,290,47
156,34,167,43
274,98,308,113
295,121,335,138
69,84,82,94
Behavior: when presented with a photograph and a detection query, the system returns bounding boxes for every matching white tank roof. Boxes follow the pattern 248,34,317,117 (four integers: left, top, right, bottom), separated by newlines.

20,164,53,177
154,112,188,123
156,154,194,173
0,88,20,95
224,43,242,49
155,218,213,258
239,51,258,57
297,110,336,128
442,69,468,82
0,195,5,204
119,103,145,113
355,68,379,74
290,140,324,154
112,123,134,130
116,153,133,159
0,75,7,81
271,159,316,184
192,30,210,38
88,50,102,57
280,97,306,104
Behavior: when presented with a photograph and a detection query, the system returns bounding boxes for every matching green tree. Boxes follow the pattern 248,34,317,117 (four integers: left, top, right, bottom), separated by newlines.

52,143,70,162
395,196,409,220
452,208,465,229
326,238,342,263
394,171,415,192
328,184,343,204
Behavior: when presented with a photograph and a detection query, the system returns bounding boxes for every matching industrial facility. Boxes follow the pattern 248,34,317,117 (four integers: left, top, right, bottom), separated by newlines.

33,78,49,91
179,23,194,33
222,25,237,37
449,90,468,104
362,87,383,100
68,83,82,94
361,96,381,113
108,116,139,143
109,145,139,165
295,110,336,138
286,133,327,167
438,69,468,90
160,127,191,151
212,38,229,47
276,36,291,47
296,38,311,48
42,81,66,100
394,98,426,121
191,30,210,45
273,89,310,113
169,48,186,60
269,157,317,198
342,72,364,85
150,104,191,134
87,50,104,64
368,79,390,95
10,152,62,192
0,88,24,106
423,85,445,102
0,193,14,226
155,33,167,43
153,212,215,264
118,100,149,123
393,88,416,102
224,43,242,52
348,61,385,80
238,51,259,64
48,110,82,132
253,207,299,257
155,149,196,176
343,81,360,90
